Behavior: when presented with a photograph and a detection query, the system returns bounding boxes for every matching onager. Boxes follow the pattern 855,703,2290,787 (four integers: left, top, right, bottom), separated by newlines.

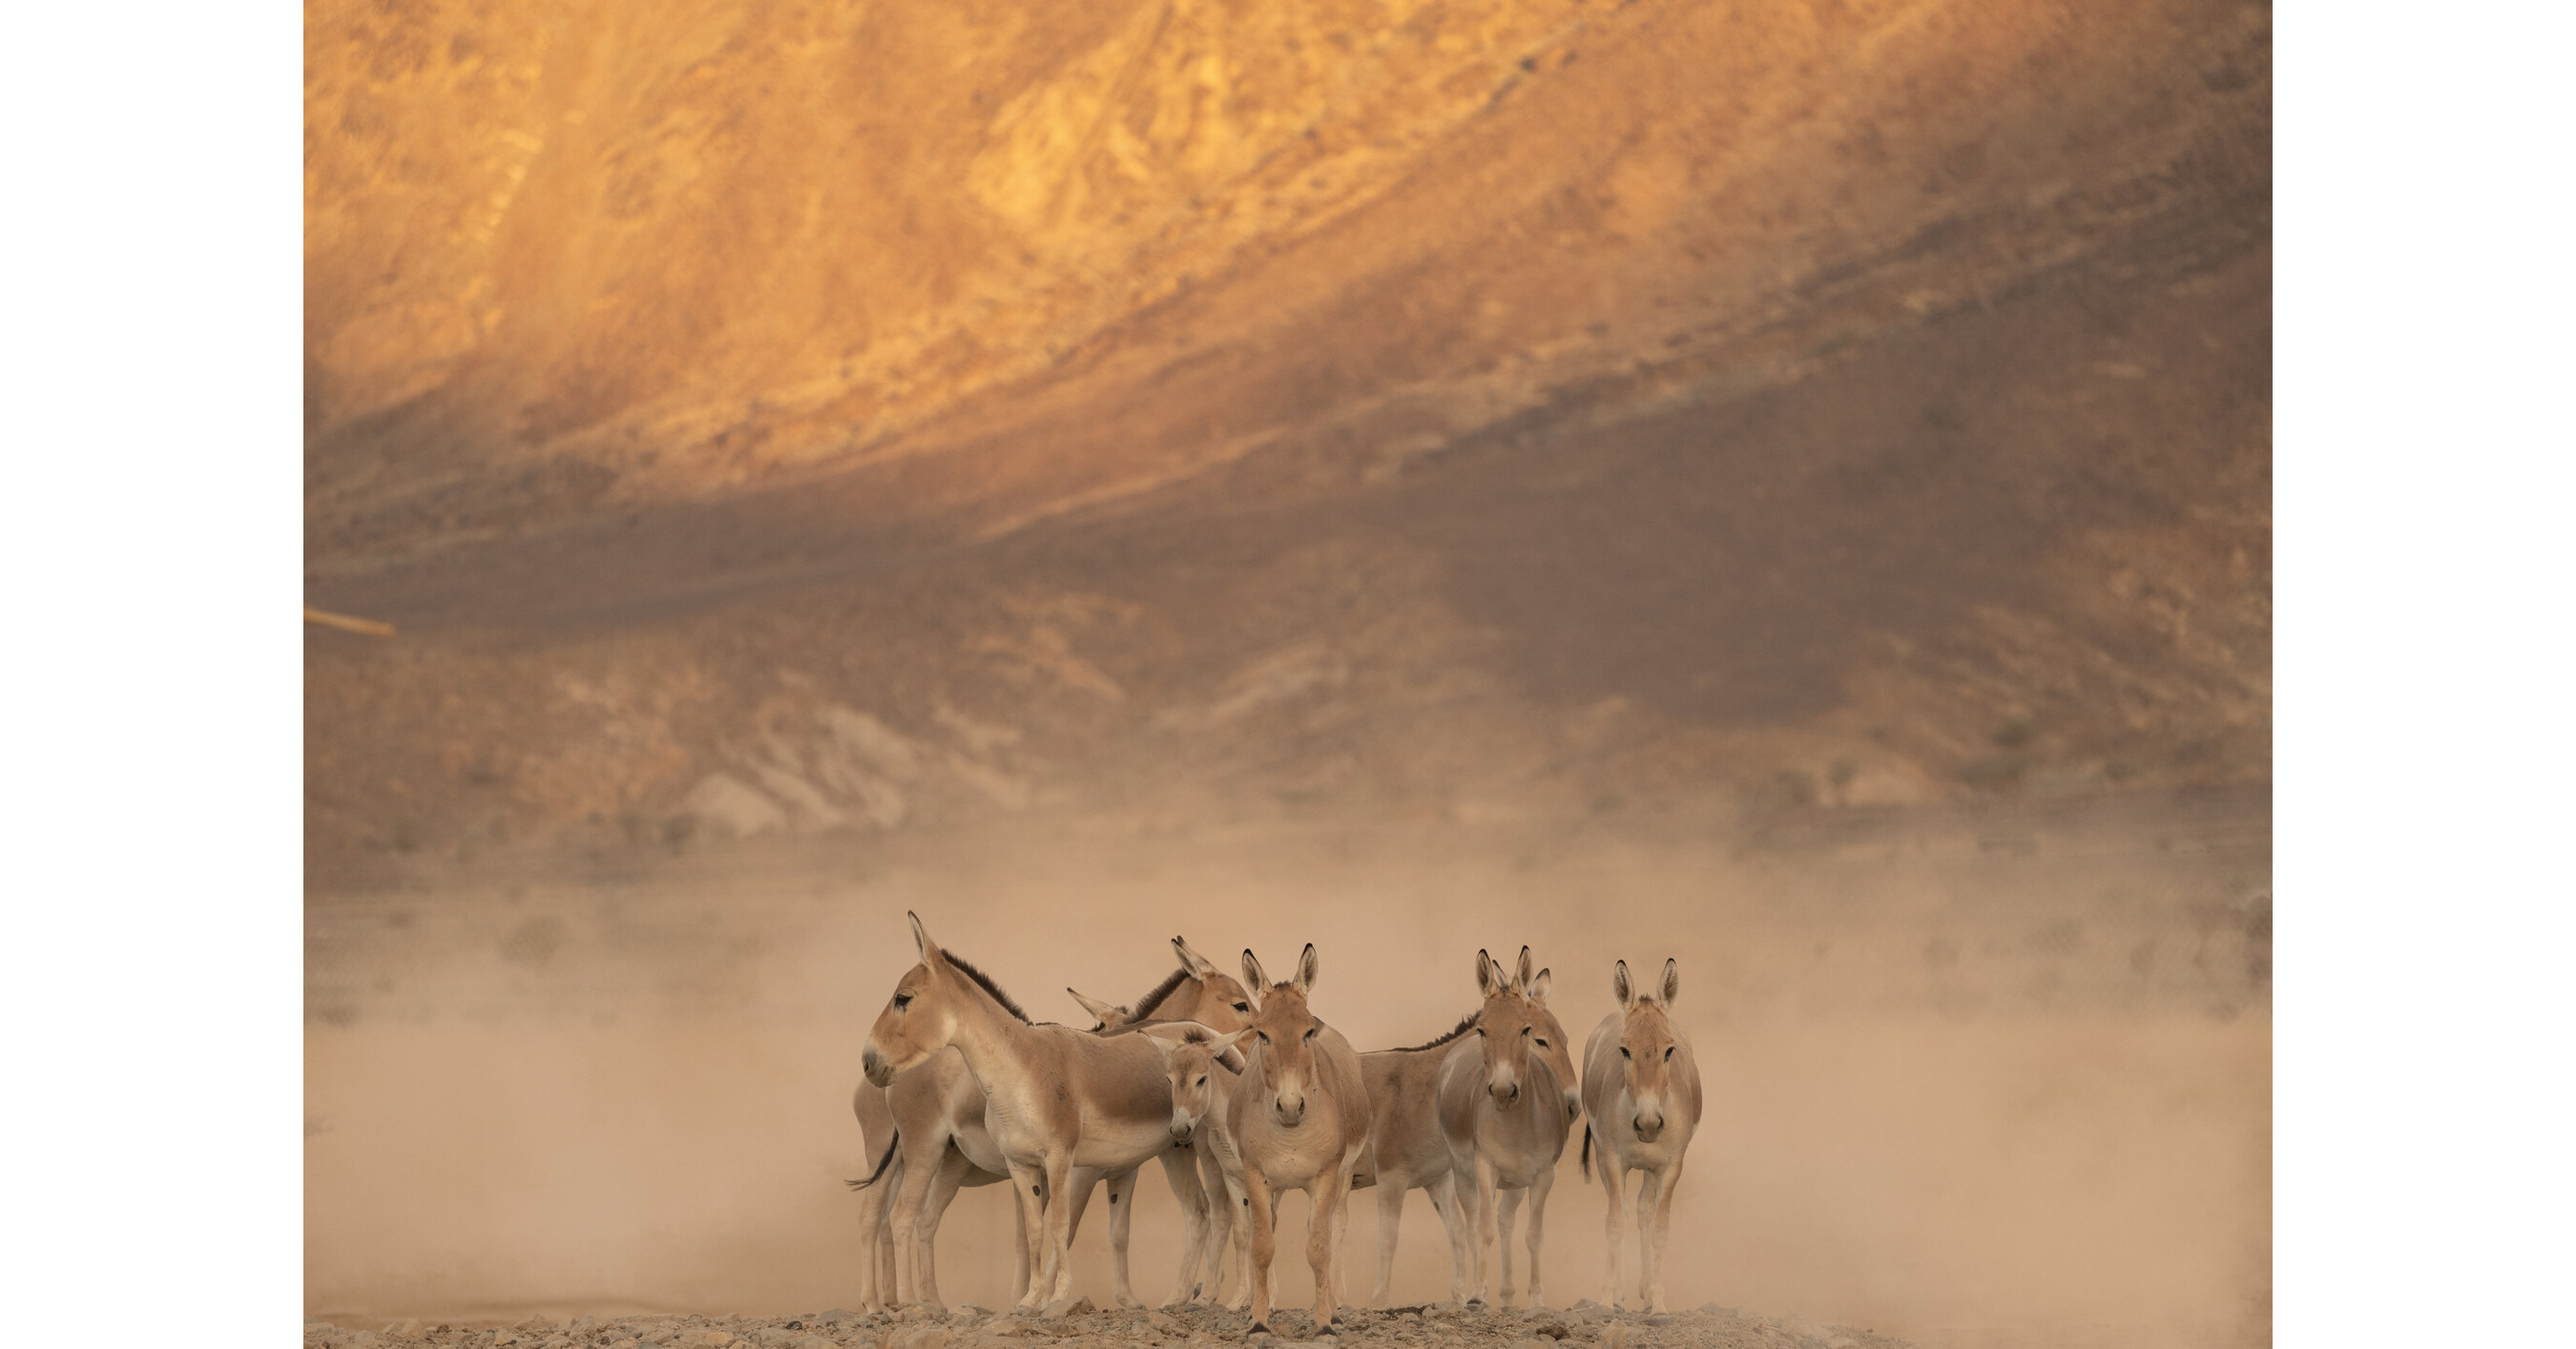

1436,947,1583,1309
1227,944,1371,1338
1579,958,1703,1314
1140,1023,1255,1308
1353,1017,1477,1308
859,920,1240,1315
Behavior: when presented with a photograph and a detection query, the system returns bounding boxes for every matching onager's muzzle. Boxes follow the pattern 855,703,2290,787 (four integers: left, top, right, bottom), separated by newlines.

1170,1108,1196,1147
1488,1069,1523,1110
1272,1083,1308,1127
1631,1098,1667,1143
862,1047,896,1089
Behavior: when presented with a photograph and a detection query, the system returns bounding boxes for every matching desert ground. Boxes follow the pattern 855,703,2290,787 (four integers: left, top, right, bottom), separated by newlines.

305,1,2268,1345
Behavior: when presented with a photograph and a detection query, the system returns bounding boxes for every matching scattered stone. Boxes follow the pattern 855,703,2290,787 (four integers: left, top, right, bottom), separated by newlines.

1531,1319,1571,1340
819,1311,857,1325
702,1334,737,1348
1146,1311,1181,1334
352,1335,384,1349
1599,1321,1630,1349
890,1329,954,1349
1061,1297,1096,1318
1509,1339,1556,1349
757,1328,801,1345
1781,1317,1831,1342
1645,1313,1673,1327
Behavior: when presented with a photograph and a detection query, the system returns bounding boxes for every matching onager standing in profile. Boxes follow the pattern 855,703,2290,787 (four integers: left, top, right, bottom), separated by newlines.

1353,1014,1478,1307
1437,947,1584,1308
1229,944,1371,1339
862,915,1211,1317
1579,958,1703,1315
850,936,1251,1312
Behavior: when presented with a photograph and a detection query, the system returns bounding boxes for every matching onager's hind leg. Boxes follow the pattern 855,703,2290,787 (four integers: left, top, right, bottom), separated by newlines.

852,1149,899,1312
1427,1173,1472,1307
1370,1173,1408,1308
911,1145,975,1310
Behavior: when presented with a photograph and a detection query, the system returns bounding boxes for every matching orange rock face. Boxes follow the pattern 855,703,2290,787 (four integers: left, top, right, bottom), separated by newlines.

305,0,2269,868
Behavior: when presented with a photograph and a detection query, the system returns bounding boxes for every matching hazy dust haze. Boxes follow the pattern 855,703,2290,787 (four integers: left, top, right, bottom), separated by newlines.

304,0,2270,1345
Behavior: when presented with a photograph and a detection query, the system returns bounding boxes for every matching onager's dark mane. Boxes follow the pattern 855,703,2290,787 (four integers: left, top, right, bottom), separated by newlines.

1396,1012,1480,1052
1129,966,1194,1021
941,950,1030,1024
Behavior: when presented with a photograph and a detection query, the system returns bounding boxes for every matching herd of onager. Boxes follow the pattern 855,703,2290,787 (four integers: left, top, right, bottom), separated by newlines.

851,914,1703,1338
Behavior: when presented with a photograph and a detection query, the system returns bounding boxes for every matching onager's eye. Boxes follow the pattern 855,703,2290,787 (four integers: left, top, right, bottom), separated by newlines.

1663,1047,1673,1061
1303,1026,1319,1042
1475,1027,1487,1037
1521,1027,1530,1037
1232,1002,1250,1013
1257,1030,1271,1045
1535,1038,1548,1048
1619,1047,1631,1059
1196,1076,1208,1088
893,993,913,1010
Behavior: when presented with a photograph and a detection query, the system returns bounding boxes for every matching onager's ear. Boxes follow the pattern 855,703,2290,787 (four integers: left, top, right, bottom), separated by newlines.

1241,948,1270,997
1514,945,1535,994
1208,1027,1251,1057
1067,987,1123,1028
1173,936,1218,980
1527,966,1552,1007
1611,959,1634,1008
908,911,941,964
1294,943,1319,995
1660,958,1680,1007
1139,1027,1185,1061
1477,949,1504,1001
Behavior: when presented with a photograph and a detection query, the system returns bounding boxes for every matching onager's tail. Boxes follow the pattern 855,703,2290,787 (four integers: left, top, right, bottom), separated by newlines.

1580,1121,1593,1180
845,1131,899,1191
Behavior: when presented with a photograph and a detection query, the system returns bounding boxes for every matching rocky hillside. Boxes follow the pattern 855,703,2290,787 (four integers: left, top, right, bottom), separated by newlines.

304,0,2270,882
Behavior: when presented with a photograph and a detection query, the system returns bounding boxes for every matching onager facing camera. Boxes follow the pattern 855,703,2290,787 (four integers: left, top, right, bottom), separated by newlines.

1226,944,1371,1338
1436,946,1582,1308
1579,958,1703,1315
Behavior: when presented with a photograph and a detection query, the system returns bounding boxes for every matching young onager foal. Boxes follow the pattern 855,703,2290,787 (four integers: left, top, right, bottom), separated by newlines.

862,916,1218,1316
1579,958,1702,1315
1228,944,1371,1338
1436,946,1583,1309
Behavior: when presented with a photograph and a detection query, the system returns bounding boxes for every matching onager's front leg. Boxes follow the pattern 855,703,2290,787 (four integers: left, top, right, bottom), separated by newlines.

1471,1153,1504,1305
1496,1187,1523,1308
1105,1167,1142,1308
1157,1149,1212,1307
1647,1157,1686,1315
1308,1171,1352,1331
1597,1151,1629,1310
1006,1162,1050,1313
1243,1163,1279,1334
1524,1166,1555,1309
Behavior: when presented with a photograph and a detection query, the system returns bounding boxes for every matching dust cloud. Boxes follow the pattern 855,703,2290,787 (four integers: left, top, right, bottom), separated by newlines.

306,796,2268,1349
